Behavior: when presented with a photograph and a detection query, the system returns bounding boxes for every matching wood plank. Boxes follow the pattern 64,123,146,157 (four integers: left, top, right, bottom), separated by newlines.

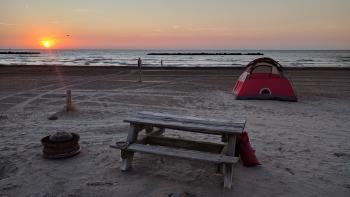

143,135,225,154
136,111,246,128
127,143,239,164
124,117,243,135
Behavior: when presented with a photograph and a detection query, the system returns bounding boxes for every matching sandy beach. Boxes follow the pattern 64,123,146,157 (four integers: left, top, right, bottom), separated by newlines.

0,65,349,197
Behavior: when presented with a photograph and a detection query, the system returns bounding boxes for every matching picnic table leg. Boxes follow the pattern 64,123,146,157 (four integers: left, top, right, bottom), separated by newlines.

235,135,241,157
121,124,141,171
224,135,236,189
221,134,228,142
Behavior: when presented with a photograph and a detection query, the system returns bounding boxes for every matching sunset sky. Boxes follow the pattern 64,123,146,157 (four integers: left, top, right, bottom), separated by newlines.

1,0,349,49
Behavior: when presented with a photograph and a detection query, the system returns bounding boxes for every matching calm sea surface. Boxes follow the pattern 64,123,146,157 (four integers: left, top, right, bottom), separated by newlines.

0,49,349,67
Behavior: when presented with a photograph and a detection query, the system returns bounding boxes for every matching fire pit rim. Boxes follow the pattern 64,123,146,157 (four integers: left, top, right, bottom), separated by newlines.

41,132,80,145
41,132,81,159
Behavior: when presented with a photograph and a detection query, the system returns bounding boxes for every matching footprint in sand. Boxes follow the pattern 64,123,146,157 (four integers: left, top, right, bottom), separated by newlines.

0,159,18,180
334,152,350,158
165,192,197,197
86,181,114,187
285,167,295,175
1,183,19,191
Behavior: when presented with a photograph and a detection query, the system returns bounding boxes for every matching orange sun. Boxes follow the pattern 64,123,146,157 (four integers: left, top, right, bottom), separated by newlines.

40,38,56,48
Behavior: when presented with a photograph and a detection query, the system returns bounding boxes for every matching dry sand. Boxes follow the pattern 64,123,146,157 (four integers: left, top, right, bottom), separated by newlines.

0,65,349,197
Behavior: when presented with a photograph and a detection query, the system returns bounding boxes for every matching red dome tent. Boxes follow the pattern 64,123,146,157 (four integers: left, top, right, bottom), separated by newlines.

233,57,297,101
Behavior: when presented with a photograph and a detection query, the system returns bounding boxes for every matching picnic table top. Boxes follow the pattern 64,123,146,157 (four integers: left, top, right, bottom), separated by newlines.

124,111,246,135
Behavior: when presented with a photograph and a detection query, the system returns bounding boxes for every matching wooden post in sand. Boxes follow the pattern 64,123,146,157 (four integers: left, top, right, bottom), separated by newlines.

137,57,142,82
65,90,76,112
66,90,72,112
47,89,77,120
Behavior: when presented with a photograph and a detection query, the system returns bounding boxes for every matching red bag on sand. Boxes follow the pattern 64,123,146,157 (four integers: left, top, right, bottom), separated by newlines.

240,131,261,167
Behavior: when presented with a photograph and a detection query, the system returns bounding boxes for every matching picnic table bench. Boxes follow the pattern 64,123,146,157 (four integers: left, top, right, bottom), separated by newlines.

111,111,246,189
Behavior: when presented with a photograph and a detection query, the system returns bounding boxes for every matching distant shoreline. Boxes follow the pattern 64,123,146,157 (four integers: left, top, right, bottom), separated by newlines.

147,52,264,56
1,64,350,71
0,51,40,54
0,50,348,67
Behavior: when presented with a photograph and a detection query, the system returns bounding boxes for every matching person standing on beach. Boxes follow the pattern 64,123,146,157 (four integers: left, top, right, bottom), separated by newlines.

161,59,163,68
138,57,142,82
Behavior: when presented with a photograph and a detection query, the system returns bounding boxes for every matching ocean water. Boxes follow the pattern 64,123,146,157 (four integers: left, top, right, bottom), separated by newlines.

0,49,349,68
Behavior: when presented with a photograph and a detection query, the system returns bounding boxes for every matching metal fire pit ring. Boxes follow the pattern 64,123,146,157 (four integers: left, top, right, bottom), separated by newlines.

41,132,81,159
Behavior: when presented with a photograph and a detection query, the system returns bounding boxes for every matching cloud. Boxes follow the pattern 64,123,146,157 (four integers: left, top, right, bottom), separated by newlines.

172,25,181,30
153,29,163,33
0,22,17,26
72,8,90,13
49,20,61,24
170,24,228,32
188,26,228,32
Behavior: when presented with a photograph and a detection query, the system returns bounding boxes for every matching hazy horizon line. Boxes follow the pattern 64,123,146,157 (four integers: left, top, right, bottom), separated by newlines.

1,48,350,51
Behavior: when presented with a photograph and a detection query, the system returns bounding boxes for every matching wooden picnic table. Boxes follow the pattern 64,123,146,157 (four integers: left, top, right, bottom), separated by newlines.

111,111,246,189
